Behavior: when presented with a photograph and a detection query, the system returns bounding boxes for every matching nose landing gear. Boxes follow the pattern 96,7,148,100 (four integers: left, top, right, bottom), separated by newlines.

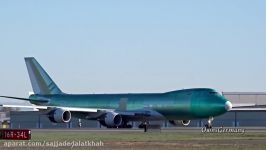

205,117,214,129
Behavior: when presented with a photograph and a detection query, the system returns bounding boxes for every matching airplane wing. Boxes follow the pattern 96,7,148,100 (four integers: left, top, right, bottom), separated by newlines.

0,104,162,122
232,103,256,107
231,108,266,111
0,104,155,115
0,95,159,120
231,103,266,111
0,95,154,116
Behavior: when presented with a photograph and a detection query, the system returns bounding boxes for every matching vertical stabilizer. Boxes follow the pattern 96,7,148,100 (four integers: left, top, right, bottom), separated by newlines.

25,57,63,95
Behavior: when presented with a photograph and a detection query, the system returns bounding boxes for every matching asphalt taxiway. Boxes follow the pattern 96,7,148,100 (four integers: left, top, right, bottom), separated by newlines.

30,127,266,133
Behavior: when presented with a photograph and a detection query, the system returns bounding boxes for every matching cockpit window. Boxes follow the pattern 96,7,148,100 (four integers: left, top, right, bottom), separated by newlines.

209,91,218,95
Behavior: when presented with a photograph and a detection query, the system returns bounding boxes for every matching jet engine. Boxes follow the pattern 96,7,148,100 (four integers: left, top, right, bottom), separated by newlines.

169,120,191,126
48,108,71,123
103,112,123,127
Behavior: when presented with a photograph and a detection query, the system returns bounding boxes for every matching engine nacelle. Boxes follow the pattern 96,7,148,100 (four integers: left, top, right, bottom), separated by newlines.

104,112,123,127
48,108,71,123
169,120,191,126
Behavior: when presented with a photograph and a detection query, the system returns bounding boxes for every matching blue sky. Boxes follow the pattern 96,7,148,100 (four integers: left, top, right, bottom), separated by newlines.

0,1,266,104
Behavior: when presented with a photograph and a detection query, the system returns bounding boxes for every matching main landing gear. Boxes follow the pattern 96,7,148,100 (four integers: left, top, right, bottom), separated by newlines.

139,122,161,132
78,119,82,128
205,116,214,129
138,122,149,132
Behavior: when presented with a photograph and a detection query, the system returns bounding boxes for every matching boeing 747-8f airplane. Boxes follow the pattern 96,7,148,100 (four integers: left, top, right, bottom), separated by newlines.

1,57,233,129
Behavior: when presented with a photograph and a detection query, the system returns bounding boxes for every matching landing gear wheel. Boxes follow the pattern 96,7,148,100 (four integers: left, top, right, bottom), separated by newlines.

205,117,214,129
205,124,212,129
118,124,132,128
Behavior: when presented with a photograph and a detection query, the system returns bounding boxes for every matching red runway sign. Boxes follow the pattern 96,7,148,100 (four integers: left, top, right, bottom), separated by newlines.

0,129,31,140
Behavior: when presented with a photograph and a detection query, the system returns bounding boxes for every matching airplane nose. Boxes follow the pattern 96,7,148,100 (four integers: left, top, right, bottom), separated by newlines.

225,101,232,111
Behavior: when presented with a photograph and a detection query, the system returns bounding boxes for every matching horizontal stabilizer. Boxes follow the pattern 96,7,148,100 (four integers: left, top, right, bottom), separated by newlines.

0,96,32,101
0,95,49,103
0,104,99,113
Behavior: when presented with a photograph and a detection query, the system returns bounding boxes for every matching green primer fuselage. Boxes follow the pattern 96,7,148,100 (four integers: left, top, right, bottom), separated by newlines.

30,88,228,120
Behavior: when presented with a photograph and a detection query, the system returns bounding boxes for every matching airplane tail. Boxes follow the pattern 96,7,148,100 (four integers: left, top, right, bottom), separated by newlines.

25,57,63,95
